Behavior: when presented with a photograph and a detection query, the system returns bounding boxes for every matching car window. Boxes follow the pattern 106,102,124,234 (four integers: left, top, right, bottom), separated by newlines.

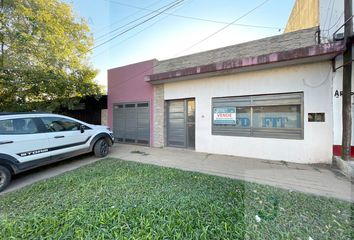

42,117,81,132
0,118,39,135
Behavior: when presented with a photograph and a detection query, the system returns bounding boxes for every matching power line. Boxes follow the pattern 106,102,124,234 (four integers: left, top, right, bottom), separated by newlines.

320,12,345,42
92,0,194,59
324,12,345,31
174,0,272,57
86,0,185,53
94,0,166,36
103,0,283,31
94,0,280,58
322,0,333,32
321,0,337,40
327,0,337,30
94,0,183,43
108,0,272,88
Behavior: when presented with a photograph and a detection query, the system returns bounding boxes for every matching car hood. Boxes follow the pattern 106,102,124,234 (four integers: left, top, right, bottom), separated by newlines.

88,124,109,130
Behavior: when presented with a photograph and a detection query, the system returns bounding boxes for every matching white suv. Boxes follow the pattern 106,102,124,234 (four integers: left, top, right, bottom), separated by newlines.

0,113,114,192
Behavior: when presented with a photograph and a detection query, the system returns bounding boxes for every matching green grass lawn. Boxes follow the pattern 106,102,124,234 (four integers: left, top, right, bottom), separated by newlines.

0,158,352,239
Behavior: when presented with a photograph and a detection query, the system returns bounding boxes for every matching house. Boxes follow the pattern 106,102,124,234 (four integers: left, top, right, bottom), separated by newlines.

107,0,353,164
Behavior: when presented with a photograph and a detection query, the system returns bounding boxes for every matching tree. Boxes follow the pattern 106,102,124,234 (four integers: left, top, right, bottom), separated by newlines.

0,0,101,112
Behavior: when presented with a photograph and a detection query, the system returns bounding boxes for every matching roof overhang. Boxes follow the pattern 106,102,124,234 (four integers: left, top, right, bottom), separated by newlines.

146,41,345,84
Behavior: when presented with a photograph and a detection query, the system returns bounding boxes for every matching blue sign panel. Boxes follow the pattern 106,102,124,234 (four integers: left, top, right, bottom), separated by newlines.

213,107,236,124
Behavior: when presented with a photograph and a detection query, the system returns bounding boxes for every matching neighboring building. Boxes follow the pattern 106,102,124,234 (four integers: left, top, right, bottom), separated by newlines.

285,0,320,33
59,95,108,125
107,1,353,164
285,0,347,40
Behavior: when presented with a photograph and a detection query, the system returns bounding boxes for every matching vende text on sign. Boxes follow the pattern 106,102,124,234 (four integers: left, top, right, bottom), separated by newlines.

213,107,236,124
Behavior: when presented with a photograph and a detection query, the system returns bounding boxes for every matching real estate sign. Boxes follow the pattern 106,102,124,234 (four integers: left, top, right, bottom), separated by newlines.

213,107,236,124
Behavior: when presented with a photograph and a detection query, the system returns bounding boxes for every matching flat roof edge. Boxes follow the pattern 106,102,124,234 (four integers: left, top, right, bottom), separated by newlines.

146,41,345,84
107,59,157,72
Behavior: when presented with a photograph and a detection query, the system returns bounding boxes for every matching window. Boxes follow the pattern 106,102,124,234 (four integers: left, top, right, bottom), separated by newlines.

212,92,303,139
308,113,325,122
137,103,148,107
0,118,39,135
187,99,195,123
42,117,81,132
252,106,301,128
125,104,135,108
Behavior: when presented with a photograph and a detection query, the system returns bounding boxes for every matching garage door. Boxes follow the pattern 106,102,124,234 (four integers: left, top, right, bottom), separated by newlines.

113,102,150,146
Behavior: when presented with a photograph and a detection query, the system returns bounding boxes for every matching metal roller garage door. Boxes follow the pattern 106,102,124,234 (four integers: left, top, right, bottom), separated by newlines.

113,102,150,145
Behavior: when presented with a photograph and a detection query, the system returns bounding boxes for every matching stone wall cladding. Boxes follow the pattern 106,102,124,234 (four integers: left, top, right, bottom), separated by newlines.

101,109,108,126
154,27,318,74
153,84,165,147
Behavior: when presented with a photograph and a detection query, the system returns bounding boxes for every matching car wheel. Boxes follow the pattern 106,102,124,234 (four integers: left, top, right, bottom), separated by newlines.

0,166,11,192
94,138,110,157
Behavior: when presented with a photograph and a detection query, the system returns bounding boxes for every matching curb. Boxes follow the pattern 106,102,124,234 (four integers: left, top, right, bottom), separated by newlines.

333,156,354,179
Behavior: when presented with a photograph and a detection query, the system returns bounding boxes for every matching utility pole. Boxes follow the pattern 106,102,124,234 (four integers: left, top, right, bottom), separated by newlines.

342,0,353,160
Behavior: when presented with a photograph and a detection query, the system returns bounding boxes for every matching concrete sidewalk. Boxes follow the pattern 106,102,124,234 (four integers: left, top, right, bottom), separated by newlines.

111,144,354,202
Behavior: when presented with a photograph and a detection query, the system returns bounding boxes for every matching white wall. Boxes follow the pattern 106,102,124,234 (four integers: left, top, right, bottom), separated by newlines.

332,55,354,146
164,62,334,164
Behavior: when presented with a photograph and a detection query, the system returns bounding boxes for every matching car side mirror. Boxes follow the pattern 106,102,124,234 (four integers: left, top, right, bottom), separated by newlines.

80,125,85,133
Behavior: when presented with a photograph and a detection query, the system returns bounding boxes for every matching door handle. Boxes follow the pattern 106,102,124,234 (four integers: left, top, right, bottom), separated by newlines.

0,141,13,145
54,136,65,139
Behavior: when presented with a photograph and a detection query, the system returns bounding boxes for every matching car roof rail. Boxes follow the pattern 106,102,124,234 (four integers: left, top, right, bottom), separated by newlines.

0,112,50,116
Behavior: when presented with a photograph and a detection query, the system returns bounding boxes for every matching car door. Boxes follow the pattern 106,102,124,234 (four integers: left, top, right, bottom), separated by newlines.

0,117,51,164
41,117,93,160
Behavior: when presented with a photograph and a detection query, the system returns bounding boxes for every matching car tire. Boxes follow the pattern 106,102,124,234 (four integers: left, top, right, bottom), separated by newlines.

94,138,110,158
0,165,11,192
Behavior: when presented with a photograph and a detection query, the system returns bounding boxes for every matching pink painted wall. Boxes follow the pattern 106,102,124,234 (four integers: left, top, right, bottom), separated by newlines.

107,59,155,145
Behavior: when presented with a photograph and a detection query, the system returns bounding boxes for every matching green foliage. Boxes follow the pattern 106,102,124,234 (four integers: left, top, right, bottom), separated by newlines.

0,159,352,239
0,0,101,112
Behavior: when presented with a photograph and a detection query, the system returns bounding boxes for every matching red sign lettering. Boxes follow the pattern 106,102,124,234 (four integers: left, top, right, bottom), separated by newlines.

217,113,231,118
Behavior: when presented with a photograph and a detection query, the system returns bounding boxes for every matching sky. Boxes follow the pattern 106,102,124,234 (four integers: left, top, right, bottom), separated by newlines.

65,0,296,90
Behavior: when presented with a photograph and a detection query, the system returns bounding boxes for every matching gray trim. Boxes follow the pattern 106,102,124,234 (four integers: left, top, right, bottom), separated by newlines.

212,92,304,140
0,155,19,174
0,154,19,164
